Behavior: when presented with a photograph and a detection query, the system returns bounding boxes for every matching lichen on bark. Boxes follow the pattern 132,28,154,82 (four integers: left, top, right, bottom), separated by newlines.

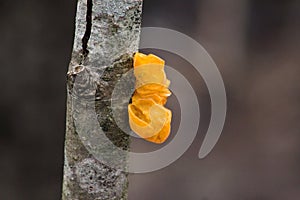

62,0,143,199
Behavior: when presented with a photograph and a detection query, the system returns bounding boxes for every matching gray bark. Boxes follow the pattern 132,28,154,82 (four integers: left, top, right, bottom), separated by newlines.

62,0,143,199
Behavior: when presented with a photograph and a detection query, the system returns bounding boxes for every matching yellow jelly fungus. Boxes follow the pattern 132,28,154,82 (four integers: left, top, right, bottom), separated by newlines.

128,52,172,144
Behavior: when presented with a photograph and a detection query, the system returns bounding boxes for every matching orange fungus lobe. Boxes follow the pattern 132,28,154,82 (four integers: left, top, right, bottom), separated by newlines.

128,52,172,144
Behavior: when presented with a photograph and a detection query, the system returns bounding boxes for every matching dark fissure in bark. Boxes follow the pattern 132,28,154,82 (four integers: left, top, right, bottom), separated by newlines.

82,0,93,57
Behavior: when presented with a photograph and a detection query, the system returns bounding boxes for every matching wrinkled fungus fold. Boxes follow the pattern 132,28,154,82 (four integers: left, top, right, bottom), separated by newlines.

128,52,172,144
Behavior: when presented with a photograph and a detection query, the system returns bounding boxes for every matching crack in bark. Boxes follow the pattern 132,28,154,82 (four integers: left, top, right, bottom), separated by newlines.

82,0,93,57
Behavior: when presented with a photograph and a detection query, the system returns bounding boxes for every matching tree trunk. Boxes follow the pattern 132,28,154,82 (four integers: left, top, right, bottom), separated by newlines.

62,0,143,199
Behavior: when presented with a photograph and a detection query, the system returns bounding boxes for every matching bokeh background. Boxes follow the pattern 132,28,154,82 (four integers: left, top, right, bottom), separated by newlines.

0,0,299,199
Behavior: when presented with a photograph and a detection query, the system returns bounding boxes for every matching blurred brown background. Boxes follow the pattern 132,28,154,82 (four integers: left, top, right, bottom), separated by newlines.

0,0,299,199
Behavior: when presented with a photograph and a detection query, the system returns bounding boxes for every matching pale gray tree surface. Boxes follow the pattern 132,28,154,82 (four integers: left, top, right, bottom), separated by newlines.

62,0,143,199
